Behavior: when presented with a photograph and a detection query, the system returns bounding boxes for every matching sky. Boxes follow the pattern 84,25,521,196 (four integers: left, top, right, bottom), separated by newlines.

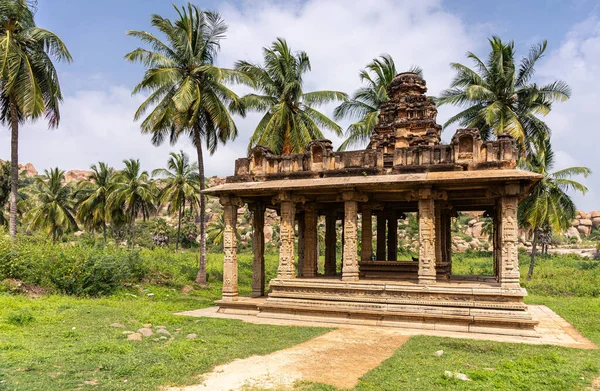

1,0,599,210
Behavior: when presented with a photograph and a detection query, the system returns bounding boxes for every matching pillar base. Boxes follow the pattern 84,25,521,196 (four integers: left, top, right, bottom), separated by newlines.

418,276,436,285
221,292,238,301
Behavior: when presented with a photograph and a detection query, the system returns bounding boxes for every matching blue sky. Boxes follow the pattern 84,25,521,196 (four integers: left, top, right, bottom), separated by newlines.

2,0,600,209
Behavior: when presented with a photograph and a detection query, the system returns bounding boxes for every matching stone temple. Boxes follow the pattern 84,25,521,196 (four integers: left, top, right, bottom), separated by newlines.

204,72,542,337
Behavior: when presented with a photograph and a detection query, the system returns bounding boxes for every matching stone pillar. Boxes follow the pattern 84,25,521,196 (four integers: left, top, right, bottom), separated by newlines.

376,212,386,260
387,213,398,261
418,189,436,284
277,197,297,279
361,206,372,262
324,211,337,276
303,206,318,278
445,211,452,275
342,199,359,281
499,196,520,288
297,212,305,277
434,205,443,270
250,203,265,297
220,196,242,301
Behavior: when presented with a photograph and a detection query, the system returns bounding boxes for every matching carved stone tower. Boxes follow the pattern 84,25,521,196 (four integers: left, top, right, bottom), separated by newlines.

371,72,442,152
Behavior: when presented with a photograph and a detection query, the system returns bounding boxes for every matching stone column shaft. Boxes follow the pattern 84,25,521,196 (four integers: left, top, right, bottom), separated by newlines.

387,213,398,261
297,213,305,277
277,200,296,279
221,198,240,301
499,196,520,288
418,192,436,284
303,207,318,278
251,204,265,297
376,213,386,260
342,200,359,281
361,206,373,262
325,212,337,276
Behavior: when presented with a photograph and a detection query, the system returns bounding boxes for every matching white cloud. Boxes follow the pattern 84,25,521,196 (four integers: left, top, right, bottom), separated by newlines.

538,16,600,211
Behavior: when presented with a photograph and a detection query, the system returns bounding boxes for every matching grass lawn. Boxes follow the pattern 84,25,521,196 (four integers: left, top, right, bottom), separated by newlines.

1,250,599,390
0,284,328,391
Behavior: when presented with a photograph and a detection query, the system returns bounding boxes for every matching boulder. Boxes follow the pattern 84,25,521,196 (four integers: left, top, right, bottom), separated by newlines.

592,217,600,228
264,226,273,243
468,219,477,227
127,333,143,341
577,225,591,236
571,219,580,227
566,227,582,242
21,162,38,177
64,169,92,182
580,219,593,227
590,211,600,218
576,210,587,219
471,222,484,239
137,328,153,337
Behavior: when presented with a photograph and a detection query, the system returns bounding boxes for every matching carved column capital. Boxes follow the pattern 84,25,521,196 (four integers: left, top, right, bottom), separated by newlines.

338,190,369,203
272,191,306,205
418,187,432,200
219,195,244,208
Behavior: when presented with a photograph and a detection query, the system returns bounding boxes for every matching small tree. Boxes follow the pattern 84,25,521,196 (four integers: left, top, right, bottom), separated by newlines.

25,168,77,243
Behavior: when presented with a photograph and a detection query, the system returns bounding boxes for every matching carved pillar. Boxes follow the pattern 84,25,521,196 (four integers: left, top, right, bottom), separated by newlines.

418,189,436,284
220,196,242,301
361,206,372,262
250,203,265,297
376,212,386,260
325,211,337,276
297,212,305,277
277,197,297,279
435,205,443,277
303,206,318,278
499,196,520,288
342,199,359,281
387,213,398,261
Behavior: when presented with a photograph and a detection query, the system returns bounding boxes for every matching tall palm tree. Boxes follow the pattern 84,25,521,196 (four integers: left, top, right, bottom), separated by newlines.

0,0,72,240
236,38,347,154
108,159,156,248
75,162,115,244
126,4,244,284
334,54,422,151
25,167,77,243
438,37,570,155
519,138,591,279
152,150,201,250
207,214,225,250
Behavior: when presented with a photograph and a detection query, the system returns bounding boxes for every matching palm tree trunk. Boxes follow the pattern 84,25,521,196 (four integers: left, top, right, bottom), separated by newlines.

527,229,539,280
193,126,207,285
176,201,183,251
9,97,19,240
103,221,107,245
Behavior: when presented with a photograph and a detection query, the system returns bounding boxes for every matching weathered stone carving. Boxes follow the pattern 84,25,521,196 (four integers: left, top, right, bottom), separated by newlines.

342,200,359,281
303,206,318,278
499,196,520,288
220,196,243,301
278,199,297,279
418,195,436,284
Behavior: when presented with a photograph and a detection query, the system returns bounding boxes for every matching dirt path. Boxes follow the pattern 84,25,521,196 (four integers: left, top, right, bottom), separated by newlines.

167,328,409,391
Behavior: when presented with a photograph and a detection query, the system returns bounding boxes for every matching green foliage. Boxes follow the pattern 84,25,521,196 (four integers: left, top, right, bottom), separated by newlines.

438,36,569,155
236,38,346,154
6,308,34,326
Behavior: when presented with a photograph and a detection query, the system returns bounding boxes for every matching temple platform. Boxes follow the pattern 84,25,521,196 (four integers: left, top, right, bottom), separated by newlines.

216,277,539,338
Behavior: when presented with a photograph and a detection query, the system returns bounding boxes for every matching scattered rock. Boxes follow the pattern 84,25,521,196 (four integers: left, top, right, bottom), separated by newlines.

186,333,198,340
444,371,470,381
137,328,153,337
181,285,194,295
146,293,155,297
122,331,134,335
143,324,152,328
434,350,444,356
110,323,125,328
156,328,171,336
156,325,166,329
127,333,143,341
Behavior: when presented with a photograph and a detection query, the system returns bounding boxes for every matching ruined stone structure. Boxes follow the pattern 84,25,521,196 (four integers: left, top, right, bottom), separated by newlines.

205,72,542,337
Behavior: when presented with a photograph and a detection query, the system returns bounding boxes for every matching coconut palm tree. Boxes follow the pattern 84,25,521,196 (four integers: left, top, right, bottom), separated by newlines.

437,37,570,155
236,38,346,154
108,159,156,248
126,4,245,284
519,138,591,279
334,54,422,151
75,162,115,244
152,150,201,250
207,214,225,250
25,168,77,243
0,0,72,239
